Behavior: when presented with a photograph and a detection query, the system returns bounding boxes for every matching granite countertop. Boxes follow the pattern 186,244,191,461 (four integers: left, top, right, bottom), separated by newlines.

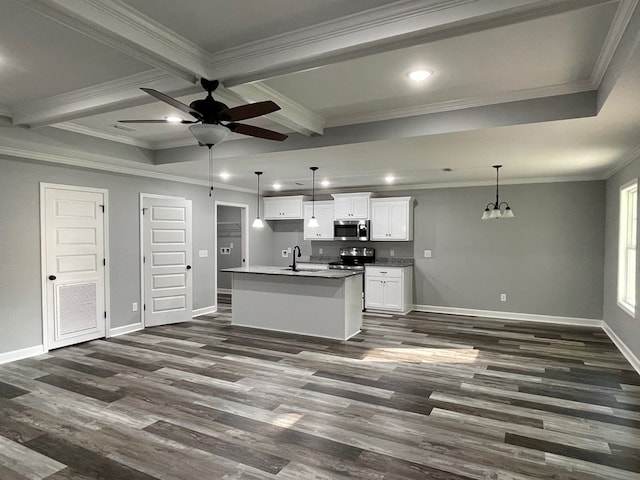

220,265,363,279
367,262,414,267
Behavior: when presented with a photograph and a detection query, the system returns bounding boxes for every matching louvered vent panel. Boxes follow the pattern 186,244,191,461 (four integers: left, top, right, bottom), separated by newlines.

58,283,97,335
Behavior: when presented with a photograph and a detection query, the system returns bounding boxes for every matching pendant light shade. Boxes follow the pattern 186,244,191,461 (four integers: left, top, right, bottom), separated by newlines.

252,171,264,229
307,167,319,228
481,165,514,220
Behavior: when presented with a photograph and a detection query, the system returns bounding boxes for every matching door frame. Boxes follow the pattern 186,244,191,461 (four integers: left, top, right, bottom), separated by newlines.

40,182,110,350
214,201,250,300
139,193,187,327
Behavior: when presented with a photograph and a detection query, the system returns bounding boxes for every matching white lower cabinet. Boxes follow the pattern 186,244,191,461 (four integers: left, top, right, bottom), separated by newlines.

364,265,412,313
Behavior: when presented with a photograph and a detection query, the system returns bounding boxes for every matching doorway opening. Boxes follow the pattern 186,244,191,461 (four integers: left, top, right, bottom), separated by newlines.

215,202,249,307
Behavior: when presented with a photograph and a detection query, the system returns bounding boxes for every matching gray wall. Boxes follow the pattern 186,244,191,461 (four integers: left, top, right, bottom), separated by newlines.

603,157,640,359
271,181,606,319
0,156,272,355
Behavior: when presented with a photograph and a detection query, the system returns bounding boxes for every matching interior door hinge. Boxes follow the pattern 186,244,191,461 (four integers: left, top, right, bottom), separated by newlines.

103,258,106,266
143,256,146,263
142,207,147,214
104,311,107,318
143,304,146,311
99,205,105,213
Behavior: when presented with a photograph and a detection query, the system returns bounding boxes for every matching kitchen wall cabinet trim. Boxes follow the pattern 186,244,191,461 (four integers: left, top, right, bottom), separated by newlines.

263,195,308,220
331,192,373,220
370,197,413,241
303,201,334,240
365,265,412,314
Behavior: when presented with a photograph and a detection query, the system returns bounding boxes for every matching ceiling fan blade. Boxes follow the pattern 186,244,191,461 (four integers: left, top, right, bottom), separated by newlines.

220,100,280,122
141,88,202,119
227,123,287,141
118,119,197,124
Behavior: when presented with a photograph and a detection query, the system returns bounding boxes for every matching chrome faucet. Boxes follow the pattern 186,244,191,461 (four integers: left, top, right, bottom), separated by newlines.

291,245,302,271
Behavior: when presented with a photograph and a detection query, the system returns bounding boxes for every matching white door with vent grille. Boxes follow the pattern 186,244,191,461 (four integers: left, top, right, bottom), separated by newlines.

143,196,193,327
41,184,108,350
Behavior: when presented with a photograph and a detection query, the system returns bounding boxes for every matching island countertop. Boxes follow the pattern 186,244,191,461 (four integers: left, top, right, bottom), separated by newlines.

220,265,362,279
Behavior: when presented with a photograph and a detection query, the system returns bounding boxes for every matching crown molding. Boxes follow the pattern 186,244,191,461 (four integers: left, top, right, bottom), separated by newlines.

0,144,256,194
12,69,193,127
326,81,595,127
52,122,155,149
228,82,325,136
267,174,605,196
19,0,208,81
590,0,639,87
602,142,640,179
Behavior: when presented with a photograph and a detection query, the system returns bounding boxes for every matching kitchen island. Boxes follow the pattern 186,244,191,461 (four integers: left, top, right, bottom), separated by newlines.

220,266,363,340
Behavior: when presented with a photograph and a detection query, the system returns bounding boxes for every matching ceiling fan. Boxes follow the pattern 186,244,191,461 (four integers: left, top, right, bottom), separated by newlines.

118,78,288,146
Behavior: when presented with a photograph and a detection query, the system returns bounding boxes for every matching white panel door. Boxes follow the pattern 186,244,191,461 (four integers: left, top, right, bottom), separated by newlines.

43,186,106,349
143,197,193,327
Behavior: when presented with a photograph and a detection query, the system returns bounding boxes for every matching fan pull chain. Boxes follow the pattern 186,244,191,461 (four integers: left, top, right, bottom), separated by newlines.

208,147,213,197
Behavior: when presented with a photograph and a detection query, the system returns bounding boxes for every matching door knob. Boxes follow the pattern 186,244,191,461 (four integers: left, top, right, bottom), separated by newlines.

186,265,192,270
48,275,56,280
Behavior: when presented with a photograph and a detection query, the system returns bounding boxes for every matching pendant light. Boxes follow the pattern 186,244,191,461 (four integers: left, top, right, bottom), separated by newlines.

482,165,514,220
252,171,264,228
307,167,319,228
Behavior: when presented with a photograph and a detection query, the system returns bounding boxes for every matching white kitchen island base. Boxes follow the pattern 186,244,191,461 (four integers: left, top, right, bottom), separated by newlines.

226,267,363,341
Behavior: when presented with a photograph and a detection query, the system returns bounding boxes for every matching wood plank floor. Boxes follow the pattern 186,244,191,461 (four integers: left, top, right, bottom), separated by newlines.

1,300,640,479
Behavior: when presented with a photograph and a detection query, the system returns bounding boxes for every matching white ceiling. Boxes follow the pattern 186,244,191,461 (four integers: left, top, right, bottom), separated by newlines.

1,0,640,194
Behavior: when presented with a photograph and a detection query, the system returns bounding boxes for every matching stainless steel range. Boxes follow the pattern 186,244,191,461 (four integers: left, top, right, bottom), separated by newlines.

328,247,375,271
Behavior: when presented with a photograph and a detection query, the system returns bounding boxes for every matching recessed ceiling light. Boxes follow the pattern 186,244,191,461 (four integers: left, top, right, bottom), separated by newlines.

385,175,395,183
406,69,433,81
321,180,330,187
219,172,230,179
165,116,182,123
273,183,281,190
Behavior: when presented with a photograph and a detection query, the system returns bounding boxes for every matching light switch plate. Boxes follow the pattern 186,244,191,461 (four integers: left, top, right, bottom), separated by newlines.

390,249,395,257
198,250,208,258
319,248,323,254
229,243,233,249
424,250,432,258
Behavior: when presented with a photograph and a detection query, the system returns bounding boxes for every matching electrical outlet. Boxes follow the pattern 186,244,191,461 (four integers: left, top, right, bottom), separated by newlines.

319,248,323,254
390,249,395,257
287,247,292,254
198,249,208,258
424,249,432,258
282,250,288,257
132,302,138,312
500,293,507,302
229,242,233,249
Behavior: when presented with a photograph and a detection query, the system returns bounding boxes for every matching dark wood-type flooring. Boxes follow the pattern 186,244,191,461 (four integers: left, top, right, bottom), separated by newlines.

1,298,640,479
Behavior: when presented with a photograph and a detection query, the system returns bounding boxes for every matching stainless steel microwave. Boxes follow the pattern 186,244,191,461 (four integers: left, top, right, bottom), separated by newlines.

334,220,370,241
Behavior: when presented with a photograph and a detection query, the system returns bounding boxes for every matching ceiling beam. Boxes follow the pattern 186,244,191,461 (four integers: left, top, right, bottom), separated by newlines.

154,91,597,164
226,83,325,136
11,70,196,127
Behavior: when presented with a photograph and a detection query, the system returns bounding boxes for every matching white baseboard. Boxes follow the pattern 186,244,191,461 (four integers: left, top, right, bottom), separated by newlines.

109,323,144,338
412,304,603,328
217,288,232,295
603,322,640,375
0,345,46,365
193,305,217,317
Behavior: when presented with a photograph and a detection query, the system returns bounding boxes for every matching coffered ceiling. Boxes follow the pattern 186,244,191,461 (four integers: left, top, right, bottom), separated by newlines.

1,0,640,194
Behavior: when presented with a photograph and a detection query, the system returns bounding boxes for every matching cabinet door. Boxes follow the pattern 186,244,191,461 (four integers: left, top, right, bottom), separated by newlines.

265,198,303,219
370,202,390,240
382,278,402,310
333,198,353,219
388,202,409,240
365,277,385,308
351,196,369,219
317,203,334,239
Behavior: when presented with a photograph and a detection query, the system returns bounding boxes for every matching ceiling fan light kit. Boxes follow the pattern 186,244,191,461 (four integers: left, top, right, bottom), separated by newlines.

188,124,229,146
482,165,514,220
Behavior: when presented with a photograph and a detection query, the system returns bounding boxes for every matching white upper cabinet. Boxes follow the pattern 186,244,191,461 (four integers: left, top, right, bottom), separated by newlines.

263,196,307,220
303,201,334,240
331,193,372,220
370,197,413,241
